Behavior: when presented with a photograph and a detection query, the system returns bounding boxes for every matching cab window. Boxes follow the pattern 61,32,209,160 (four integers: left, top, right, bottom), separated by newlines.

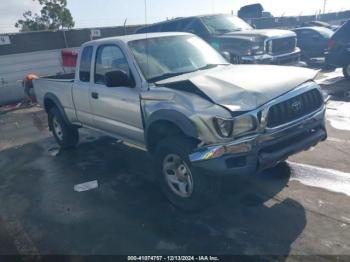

94,45,130,85
79,46,93,82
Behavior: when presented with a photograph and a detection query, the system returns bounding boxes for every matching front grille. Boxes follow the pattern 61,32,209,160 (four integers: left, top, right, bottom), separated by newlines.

274,53,300,65
269,37,296,54
267,89,323,128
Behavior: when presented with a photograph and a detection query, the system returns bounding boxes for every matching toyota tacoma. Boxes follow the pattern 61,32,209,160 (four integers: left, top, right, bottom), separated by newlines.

34,33,327,210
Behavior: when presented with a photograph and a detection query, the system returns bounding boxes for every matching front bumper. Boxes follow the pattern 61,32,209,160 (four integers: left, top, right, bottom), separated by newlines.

189,107,327,176
240,48,301,65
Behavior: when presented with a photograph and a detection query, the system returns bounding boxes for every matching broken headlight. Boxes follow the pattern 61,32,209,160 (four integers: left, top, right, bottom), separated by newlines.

214,117,233,138
232,115,256,136
214,115,256,138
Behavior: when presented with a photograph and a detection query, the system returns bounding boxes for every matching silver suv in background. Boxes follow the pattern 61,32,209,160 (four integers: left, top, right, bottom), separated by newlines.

34,33,326,210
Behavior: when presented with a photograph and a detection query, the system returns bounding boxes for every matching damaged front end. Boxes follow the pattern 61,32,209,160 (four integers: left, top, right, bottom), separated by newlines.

141,67,326,176
189,81,327,175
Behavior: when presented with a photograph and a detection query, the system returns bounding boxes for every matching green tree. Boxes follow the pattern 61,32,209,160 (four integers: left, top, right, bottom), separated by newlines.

15,0,75,32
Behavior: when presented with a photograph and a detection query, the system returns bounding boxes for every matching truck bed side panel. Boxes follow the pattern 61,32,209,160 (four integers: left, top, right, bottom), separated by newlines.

33,78,77,123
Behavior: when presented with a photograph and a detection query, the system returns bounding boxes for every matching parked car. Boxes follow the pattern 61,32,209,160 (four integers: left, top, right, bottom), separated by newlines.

34,33,327,210
136,14,301,65
293,27,334,62
325,20,350,80
301,21,338,31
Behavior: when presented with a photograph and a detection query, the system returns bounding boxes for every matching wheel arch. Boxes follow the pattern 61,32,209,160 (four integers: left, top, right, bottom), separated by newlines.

145,110,199,154
44,93,70,125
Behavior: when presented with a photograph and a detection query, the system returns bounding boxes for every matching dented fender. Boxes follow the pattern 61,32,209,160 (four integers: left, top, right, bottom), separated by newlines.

140,86,233,148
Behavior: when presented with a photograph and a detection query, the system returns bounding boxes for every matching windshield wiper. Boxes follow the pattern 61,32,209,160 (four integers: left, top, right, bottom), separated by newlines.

148,70,197,82
215,28,242,33
198,63,229,70
150,64,230,82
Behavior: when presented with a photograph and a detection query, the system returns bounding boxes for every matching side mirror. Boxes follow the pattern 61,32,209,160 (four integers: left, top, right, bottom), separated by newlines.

105,70,131,87
221,51,231,62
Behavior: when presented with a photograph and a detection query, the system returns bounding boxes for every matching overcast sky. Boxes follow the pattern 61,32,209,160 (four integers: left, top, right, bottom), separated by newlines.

1,0,350,33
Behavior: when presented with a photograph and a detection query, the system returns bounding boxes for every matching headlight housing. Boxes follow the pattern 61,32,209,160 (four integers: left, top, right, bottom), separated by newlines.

232,115,256,136
213,117,233,138
251,44,264,55
214,115,256,138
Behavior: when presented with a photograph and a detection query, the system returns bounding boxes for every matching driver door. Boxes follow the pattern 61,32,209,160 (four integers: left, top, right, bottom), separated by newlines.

89,44,144,146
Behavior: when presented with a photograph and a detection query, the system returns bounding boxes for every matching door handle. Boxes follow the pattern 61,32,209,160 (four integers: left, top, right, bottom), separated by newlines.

91,92,99,99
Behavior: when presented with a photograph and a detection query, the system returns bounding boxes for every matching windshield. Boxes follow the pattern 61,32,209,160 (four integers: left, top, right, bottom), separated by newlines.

128,35,229,82
202,15,252,34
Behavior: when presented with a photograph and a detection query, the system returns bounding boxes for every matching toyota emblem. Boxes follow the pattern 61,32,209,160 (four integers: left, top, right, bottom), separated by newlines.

291,100,302,112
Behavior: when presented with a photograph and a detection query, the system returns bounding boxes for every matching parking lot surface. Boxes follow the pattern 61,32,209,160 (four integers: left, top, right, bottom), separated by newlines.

0,68,349,257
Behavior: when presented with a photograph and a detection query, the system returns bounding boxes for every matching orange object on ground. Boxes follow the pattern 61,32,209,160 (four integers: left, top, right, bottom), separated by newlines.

23,74,38,104
25,74,38,82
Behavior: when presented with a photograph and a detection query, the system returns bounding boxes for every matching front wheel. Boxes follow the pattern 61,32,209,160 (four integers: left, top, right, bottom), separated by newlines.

155,136,221,211
48,107,79,149
343,63,350,80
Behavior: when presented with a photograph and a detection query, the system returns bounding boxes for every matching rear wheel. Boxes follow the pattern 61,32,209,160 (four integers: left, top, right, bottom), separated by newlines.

343,63,350,80
155,136,221,211
48,107,79,149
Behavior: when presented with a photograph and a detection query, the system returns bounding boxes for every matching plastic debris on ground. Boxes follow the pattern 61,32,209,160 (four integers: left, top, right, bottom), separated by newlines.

48,147,60,157
74,180,99,192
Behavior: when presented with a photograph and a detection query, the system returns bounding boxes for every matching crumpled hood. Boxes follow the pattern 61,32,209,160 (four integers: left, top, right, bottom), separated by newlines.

156,65,318,111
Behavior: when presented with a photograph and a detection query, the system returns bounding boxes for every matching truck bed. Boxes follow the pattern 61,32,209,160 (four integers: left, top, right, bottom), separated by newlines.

33,74,76,123
41,72,75,81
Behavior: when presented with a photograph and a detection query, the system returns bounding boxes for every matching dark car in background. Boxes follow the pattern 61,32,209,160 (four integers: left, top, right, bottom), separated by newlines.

136,14,300,65
325,20,350,80
301,21,339,31
293,27,334,63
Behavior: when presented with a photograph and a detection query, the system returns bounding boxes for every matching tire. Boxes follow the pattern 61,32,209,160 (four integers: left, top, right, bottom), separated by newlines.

155,136,221,211
343,63,350,80
48,107,79,149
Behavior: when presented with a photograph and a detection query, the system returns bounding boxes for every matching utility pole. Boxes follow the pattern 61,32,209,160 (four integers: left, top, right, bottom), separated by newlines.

123,18,127,35
323,0,327,14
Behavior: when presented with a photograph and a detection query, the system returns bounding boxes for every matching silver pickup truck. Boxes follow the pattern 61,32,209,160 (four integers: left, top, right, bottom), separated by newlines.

34,32,327,210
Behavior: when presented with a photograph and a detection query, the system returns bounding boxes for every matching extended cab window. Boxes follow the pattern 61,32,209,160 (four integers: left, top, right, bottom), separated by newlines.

95,45,130,84
79,46,93,82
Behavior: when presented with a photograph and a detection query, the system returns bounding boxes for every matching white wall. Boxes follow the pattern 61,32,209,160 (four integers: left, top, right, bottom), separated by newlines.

0,48,77,105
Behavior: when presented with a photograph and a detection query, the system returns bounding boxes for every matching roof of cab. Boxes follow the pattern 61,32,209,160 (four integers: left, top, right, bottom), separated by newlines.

82,32,192,46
